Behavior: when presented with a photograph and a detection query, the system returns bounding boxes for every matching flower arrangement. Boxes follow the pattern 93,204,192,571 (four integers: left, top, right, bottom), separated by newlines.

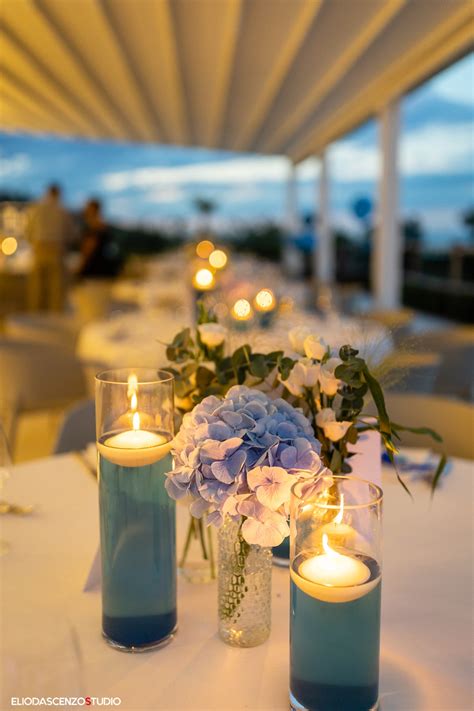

166,385,329,546
166,306,446,495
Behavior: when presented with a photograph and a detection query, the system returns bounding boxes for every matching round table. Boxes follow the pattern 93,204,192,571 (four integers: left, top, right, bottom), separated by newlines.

1,452,471,710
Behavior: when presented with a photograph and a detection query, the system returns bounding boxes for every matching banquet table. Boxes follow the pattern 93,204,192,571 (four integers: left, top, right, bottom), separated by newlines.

1,454,472,710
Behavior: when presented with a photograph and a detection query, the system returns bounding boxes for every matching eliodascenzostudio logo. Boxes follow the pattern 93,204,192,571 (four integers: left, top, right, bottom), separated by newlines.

11,698,122,707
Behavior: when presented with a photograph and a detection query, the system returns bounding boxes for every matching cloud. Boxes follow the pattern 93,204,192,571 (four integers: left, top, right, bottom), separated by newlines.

400,122,473,175
144,185,187,204
327,121,473,182
100,156,290,192
430,53,474,108
0,152,32,178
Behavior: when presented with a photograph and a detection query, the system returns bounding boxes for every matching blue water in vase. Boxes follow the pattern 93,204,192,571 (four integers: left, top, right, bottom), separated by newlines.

98,446,176,649
290,553,381,711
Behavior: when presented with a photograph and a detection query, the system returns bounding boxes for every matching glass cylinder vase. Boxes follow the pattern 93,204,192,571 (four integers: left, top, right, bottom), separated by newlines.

218,516,272,647
95,368,177,652
290,475,383,711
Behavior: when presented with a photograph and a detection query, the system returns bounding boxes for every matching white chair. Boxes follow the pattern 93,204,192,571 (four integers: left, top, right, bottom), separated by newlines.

368,393,474,460
0,339,87,453
69,280,113,322
54,399,95,454
4,312,81,349
404,329,474,401
385,351,441,395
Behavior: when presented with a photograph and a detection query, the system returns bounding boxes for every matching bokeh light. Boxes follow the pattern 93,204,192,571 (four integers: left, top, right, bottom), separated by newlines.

1,236,18,256
209,249,228,269
254,288,275,312
193,267,215,290
231,298,253,321
196,240,214,259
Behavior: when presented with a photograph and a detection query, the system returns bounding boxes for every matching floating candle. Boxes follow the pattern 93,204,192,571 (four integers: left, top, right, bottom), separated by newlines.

300,534,369,588
291,535,378,603
98,412,172,467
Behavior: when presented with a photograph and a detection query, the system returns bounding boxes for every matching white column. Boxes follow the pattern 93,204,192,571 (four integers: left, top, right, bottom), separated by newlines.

373,100,401,309
282,161,299,275
316,150,333,284
285,161,298,232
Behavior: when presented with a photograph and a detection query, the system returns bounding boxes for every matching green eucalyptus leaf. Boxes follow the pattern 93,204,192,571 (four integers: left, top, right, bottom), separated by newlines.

249,354,268,379
431,454,448,495
390,422,443,443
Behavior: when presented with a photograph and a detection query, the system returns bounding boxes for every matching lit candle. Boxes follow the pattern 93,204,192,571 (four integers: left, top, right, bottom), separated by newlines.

319,495,356,546
193,267,215,291
253,288,276,313
291,534,377,604
231,298,253,321
98,411,172,467
209,249,227,269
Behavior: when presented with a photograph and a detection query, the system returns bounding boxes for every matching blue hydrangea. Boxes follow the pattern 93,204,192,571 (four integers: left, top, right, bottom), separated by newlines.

166,385,329,546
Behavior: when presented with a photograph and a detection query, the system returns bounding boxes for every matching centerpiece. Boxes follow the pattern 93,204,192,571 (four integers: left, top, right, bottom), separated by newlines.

165,384,329,646
164,304,445,648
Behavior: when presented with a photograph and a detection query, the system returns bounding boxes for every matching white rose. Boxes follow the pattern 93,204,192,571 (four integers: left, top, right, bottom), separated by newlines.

281,358,320,397
318,357,342,396
197,323,227,348
323,420,352,442
315,408,336,427
303,334,328,361
288,326,314,354
315,408,352,441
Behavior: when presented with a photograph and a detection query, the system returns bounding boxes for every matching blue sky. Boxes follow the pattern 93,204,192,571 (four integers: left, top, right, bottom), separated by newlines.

0,53,473,248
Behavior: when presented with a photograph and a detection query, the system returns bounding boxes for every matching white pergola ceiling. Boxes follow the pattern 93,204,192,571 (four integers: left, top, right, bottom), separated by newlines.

0,0,472,161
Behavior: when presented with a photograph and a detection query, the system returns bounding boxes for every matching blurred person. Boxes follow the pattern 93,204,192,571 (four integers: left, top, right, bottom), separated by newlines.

25,183,71,311
78,199,121,278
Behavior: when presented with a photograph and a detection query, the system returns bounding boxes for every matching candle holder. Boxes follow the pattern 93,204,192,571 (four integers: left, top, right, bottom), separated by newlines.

95,368,177,652
290,475,383,711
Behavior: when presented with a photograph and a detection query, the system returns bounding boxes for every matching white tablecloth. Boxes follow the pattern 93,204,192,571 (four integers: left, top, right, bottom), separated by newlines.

1,454,472,710
77,309,192,368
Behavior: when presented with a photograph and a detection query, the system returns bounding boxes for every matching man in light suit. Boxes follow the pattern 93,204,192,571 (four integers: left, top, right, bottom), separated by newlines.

26,184,72,311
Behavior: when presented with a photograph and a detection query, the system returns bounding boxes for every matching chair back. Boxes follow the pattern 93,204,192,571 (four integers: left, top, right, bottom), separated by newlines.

0,338,86,413
369,393,474,460
55,399,95,454
5,312,80,349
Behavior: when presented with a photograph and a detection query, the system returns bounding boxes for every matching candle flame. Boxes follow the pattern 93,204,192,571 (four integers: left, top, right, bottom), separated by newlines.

132,411,140,431
334,494,344,525
130,392,138,412
322,533,338,557
127,373,138,398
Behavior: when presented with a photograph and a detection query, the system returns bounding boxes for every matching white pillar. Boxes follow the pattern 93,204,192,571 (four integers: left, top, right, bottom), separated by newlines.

285,161,298,232
373,100,401,309
316,150,333,284
283,162,300,275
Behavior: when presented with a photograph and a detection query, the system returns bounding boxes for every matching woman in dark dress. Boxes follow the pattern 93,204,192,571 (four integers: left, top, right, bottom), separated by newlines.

79,199,120,278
